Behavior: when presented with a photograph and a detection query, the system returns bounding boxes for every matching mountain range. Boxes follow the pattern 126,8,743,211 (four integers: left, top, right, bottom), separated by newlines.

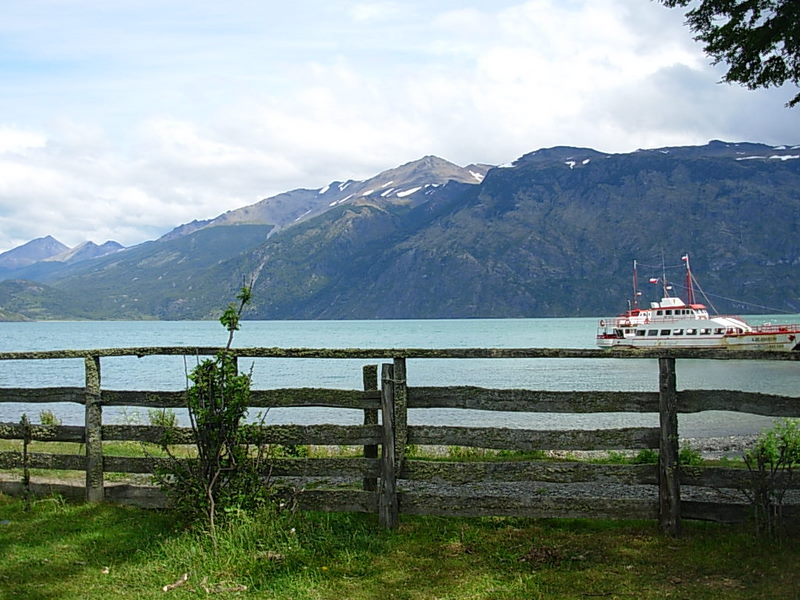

1,140,798,321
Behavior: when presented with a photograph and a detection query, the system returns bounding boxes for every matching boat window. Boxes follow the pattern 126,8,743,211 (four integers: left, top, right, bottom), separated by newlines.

673,329,683,335
666,310,673,316
656,310,663,316
715,328,725,335
636,330,645,336
686,329,697,335
700,328,711,335
647,330,658,337
660,329,671,336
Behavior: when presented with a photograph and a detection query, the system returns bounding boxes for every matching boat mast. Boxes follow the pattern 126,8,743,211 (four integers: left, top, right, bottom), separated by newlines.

683,254,695,305
661,252,670,297
632,260,639,309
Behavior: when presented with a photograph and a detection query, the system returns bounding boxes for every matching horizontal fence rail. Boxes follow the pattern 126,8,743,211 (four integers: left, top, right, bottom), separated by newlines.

2,346,800,360
1,347,799,533
2,386,798,417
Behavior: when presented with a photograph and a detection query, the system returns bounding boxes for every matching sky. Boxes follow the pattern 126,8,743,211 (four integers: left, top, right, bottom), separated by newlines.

1,0,798,253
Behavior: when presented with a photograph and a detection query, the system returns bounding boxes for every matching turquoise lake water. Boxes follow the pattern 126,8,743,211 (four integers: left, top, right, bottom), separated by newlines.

1,318,797,437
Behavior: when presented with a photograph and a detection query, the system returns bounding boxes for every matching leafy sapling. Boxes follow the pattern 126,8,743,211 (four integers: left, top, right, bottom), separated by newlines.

154,287,272,539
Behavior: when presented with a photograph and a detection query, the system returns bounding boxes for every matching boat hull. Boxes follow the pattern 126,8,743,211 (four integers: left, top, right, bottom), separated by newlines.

596,330,800,351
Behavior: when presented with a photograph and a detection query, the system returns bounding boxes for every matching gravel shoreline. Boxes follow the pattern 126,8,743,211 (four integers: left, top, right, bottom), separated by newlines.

8,434,794,508
543,434,759,462
680,434,759,459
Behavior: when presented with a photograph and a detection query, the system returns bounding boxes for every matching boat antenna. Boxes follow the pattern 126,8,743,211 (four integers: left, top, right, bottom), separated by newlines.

632,259,639,309
660,251,670,297
682,254,695,305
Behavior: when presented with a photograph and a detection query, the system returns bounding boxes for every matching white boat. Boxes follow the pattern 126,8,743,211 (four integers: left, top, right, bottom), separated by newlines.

596,256,800,351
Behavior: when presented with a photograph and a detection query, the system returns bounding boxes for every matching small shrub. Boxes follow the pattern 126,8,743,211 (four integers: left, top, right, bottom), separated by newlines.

679,446,703,466
605,451,630,464
405,444,420,458
633,449,659,464
154,287,273,537
148,408,177,428
38,410,61,426
743,418,800,538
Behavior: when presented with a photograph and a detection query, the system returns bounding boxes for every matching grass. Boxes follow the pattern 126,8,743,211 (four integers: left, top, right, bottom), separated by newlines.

1,494,799,600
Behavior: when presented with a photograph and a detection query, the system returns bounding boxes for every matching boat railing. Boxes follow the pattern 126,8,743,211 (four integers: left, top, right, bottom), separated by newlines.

752,323,800,334
599,314,700,328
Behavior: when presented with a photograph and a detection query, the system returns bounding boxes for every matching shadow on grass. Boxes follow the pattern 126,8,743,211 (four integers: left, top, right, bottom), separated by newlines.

0,494,179,600
3,495,800,600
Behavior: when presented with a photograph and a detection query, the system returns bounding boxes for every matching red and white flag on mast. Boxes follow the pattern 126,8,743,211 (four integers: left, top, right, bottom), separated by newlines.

649,277,659,284
681,255,689,261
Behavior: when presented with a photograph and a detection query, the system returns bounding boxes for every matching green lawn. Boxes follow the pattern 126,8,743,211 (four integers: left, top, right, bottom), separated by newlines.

1,493,798,600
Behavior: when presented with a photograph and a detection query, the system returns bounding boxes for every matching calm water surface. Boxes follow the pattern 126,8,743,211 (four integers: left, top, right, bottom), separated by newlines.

1,318,797,437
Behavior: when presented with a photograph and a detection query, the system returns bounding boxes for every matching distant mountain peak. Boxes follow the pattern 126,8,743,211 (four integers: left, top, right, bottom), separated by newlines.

168,155,494,239
515,146,608,165
44,240,124,264
0,236,68,269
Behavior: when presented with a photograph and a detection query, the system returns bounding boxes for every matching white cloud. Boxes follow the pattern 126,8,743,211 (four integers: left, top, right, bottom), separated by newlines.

349,2,406,23
0,0,798,253
0,126,47,154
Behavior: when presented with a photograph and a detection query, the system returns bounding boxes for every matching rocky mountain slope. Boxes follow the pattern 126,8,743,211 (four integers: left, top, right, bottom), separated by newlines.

1,142,798,320
2,156,488,319
214,142,798,319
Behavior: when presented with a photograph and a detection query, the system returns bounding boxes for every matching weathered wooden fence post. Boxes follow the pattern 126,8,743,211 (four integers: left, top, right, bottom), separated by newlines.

392,357,408,468
20,414,31,508
362,364,378,492
84,354,104,503
379,363,398,528
658,357,681,536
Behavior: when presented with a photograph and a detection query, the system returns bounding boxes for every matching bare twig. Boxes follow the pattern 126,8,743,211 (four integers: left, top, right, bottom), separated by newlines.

162,573,189,592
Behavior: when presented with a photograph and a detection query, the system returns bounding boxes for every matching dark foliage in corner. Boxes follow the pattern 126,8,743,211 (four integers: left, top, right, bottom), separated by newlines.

659,0,800,106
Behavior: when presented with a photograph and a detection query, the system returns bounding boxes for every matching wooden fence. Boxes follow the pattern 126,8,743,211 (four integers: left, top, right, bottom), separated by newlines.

1,346,799,535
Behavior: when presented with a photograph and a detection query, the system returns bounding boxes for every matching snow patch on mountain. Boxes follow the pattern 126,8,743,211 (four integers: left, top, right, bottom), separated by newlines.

397,186,422,197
